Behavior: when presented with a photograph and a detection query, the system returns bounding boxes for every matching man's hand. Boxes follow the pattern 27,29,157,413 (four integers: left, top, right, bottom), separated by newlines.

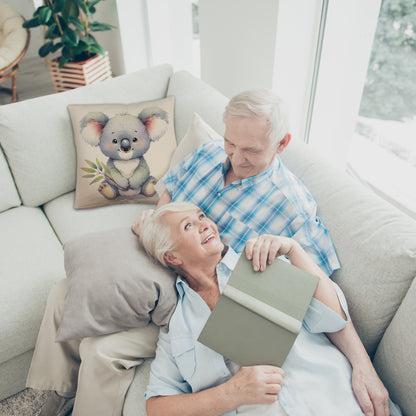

225,365,284,408
352,363,390,416
131,209,155,236
245,235,296,271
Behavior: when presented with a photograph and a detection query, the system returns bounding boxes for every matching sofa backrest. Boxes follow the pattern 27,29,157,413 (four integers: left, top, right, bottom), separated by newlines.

280,140,416,414
0,64,173,207
167,70,229,143
281,141,416,354
0,144,21,213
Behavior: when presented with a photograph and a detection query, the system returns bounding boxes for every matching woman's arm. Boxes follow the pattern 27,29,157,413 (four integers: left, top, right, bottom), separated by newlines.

147,365,284,416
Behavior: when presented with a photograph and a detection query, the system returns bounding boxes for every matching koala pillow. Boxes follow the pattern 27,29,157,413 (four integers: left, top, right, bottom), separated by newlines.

68,97,176,209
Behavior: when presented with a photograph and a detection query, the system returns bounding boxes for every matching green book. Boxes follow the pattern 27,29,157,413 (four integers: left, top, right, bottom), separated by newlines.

198,255,319,367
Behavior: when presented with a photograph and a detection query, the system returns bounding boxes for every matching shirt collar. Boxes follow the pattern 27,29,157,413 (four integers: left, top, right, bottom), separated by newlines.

221,156,279,187
175,246,240,295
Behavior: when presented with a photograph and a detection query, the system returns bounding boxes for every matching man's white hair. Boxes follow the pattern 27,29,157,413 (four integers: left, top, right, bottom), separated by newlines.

223,89,290,145
140,202,200,267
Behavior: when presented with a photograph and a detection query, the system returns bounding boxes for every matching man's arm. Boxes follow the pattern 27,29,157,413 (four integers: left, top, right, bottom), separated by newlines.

327,323,390,416
245,235,390,416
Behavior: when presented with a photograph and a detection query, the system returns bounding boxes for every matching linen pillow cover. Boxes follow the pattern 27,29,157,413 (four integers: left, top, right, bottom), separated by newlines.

56,227,178,341
68,96,176,209
155,113,222,196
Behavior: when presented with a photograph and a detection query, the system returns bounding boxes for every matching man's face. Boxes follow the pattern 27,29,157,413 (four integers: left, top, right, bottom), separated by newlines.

163,209,224,267
224,116,279,179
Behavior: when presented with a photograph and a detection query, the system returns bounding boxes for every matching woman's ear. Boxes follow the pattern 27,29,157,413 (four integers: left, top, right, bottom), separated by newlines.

164,252,183,267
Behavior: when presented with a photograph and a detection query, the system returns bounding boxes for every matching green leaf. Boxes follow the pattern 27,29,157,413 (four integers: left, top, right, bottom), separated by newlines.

90,176,104,185
51,42,63,53
44,23,58,39
62,28,79,46
38,41,53,57
74,0,88,14
23,17,41,28
82,174,95,178
89,43,105,56
39,7,52,24
102,162,111,175
96,158,103,170
69,16,85,32
58,55,69,67
81,167,96,173
53,0,65,13
62,0,79,21
85,159,97,169
89,22,115,31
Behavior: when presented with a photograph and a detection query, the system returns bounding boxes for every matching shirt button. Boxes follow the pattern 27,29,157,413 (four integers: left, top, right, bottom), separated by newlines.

217,192,222,197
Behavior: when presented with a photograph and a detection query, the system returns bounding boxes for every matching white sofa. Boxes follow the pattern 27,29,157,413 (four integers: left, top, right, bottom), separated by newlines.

0,64,415,416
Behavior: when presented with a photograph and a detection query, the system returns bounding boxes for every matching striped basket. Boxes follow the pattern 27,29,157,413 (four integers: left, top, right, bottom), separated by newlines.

47,52,112,93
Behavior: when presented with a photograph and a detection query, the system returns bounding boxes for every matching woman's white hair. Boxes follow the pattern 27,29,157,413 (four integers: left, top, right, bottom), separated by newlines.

223,89,290,145
140,201,200,267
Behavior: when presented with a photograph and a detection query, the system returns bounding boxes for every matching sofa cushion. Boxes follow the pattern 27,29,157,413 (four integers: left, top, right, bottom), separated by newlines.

373,277,416,416
169,113,222,169
43,191,150,244
0,145,20,213
167,71,228,143
68,96,176,209
280,141,416,356
123,358,153,416
56,227,177,341
0,64,173,208
0,206,65,364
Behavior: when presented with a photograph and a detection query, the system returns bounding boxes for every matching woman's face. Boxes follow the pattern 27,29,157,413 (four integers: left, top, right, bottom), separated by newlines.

162,209,224,267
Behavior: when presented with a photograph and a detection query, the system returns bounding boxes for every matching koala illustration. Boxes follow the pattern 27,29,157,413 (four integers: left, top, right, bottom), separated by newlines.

80,107,169,200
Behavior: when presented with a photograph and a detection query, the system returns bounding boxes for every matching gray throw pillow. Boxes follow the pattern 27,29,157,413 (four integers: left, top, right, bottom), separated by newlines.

56,227,177,341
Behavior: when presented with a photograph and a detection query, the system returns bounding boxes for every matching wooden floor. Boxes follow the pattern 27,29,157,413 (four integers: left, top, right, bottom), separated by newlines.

0,56,56,105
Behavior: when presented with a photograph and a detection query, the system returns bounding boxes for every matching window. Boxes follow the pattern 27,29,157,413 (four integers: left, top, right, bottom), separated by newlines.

347,0,416,218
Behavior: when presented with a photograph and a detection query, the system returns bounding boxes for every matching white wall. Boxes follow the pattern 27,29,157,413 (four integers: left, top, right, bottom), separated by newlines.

199,0,280,98
198,0,323,144
146,0,194,72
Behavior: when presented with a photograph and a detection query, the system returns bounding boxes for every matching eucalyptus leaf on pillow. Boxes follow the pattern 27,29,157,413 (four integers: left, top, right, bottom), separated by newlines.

68,97,176,209
56,227,178,342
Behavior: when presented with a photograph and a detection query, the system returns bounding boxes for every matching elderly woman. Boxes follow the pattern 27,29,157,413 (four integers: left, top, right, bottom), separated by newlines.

140,202,400,416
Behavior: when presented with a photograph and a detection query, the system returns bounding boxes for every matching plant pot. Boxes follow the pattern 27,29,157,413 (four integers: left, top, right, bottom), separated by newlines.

47,52,112,93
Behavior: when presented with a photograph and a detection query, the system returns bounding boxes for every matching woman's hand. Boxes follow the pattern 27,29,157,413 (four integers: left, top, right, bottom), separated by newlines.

131,209,156,236
225,365,285,407
245,235,297,271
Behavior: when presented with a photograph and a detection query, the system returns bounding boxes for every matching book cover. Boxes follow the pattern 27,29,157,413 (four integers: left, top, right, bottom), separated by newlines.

198,255,319,367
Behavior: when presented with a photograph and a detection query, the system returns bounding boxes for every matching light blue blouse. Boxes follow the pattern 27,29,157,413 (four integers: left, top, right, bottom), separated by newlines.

145,248,398,415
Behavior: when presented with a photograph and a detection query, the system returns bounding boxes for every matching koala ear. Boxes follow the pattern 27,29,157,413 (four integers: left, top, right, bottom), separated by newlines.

80,112,109,146
138,107,169,142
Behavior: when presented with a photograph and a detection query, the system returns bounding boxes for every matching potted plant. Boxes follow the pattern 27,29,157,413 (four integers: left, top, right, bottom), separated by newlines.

23,0,116,92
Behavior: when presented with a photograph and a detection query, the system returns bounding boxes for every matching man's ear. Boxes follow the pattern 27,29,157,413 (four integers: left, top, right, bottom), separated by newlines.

164,252,183,267
276,133,291,154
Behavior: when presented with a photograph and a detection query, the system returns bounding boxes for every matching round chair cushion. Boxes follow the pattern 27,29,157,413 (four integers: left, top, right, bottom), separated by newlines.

0,3,28,70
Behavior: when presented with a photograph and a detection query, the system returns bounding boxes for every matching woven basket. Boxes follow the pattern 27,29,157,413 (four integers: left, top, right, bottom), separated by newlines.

47,52,112,93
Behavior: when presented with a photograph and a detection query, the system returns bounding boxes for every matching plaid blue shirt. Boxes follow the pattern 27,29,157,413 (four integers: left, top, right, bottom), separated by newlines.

162,140,340,275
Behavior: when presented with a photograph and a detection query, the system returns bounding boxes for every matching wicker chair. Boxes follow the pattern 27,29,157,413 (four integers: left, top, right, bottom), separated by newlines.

0,2,30,103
